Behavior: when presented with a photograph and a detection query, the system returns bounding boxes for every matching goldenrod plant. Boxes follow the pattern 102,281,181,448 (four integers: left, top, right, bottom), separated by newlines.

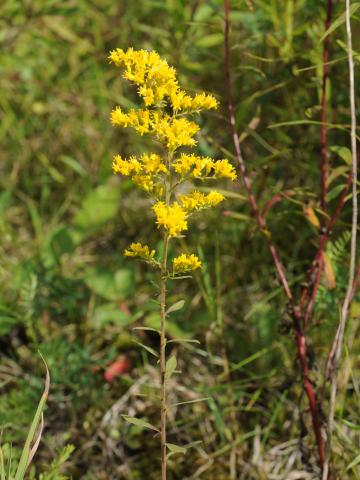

109,48,236,479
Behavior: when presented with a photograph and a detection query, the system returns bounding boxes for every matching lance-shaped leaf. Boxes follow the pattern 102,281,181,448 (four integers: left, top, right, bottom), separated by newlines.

165,356,177,380
122,416,159,433
166,300,185,315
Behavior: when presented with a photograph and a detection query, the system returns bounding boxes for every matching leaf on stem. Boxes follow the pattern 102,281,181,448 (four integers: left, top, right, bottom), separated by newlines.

122,416,159,433
166,300,185,314
165,355,177,380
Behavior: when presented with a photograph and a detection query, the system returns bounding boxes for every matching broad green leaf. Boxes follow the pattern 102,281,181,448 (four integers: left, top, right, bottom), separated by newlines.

195,33,224,48
122,416,159,432
91,303,133,329
166,443,187,454
165,356,177,380
73,180,121,240
193,4,214,22
166,300,185,315
84,268,134,301
321,3,360,41
144,313,190,339
330,146,352,165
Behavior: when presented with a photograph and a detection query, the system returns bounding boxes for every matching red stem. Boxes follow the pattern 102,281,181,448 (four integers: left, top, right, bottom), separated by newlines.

224,0,326,470
301,171,352,324
320,0,333,215
224,0,292,302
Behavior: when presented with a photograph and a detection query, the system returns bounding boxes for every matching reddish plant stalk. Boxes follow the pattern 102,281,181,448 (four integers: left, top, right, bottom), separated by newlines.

320,0,333,214
224,0,326,470
301,171,352,324
224,0,292,302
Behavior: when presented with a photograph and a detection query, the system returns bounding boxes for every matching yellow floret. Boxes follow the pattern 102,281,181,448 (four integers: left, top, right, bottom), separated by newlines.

213,159,237,180
153,202,188,237
140,153,167,174
173,253,202,273
190,93,218,111
179,191,224,212
154,116,200,151
124,242,156,261
112,155,141,176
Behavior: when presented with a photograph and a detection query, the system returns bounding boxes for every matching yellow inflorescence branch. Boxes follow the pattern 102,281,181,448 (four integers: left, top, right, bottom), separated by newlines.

110,47,237,267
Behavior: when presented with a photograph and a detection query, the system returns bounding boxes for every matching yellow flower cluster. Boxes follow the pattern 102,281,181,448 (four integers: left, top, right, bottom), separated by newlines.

173,154,237,180
124,242,156,261
111,107,200,151
110,48,237,272
179,191,224,212
153,202,188,237
173,254,202,273
113,153,167,194
109,48,218,113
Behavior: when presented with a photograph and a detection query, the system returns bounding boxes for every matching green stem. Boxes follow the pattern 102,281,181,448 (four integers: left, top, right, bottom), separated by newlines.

160,153,172,480
160,233,169,480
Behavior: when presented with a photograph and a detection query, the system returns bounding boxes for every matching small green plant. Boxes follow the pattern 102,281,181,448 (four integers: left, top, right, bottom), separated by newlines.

1,359,49,480
109,48,236,479
0,360,73,480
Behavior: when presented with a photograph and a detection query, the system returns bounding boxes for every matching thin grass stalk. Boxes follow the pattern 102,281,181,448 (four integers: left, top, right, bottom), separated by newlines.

320,0,333,214
322,1,358,477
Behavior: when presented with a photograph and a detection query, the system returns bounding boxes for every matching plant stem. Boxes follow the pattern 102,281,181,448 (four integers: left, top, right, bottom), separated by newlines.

320,0,333,215
323,1,358,476
160,232,169,480
160,154,172,480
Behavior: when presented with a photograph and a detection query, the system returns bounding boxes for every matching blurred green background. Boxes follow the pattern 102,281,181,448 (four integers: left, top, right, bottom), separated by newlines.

0,0,359,478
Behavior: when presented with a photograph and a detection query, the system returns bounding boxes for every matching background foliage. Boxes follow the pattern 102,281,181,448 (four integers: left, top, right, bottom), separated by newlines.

0,0,359,478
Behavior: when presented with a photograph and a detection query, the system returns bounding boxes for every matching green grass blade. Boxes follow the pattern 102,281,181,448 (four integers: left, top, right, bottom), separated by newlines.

14,355,50,480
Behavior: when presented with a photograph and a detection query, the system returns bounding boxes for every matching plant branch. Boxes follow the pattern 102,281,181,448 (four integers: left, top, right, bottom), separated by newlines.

300,171,352,324
160,233,169,480
323,2,358,476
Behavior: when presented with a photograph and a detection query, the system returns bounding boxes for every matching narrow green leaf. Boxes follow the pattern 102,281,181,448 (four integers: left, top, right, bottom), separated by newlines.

165,356,177,380
341,419,360,430
347,453,360,471
132,326,160,334
133,340,159,358
173,397,210,406
0,447,5,480
195,33,224,48
321,3,360,41
325,184,347,203
326,166,349,187
122,416,159,432
15,354,50,480
166,443,187,454
167,338,200,345
166,300,185,315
